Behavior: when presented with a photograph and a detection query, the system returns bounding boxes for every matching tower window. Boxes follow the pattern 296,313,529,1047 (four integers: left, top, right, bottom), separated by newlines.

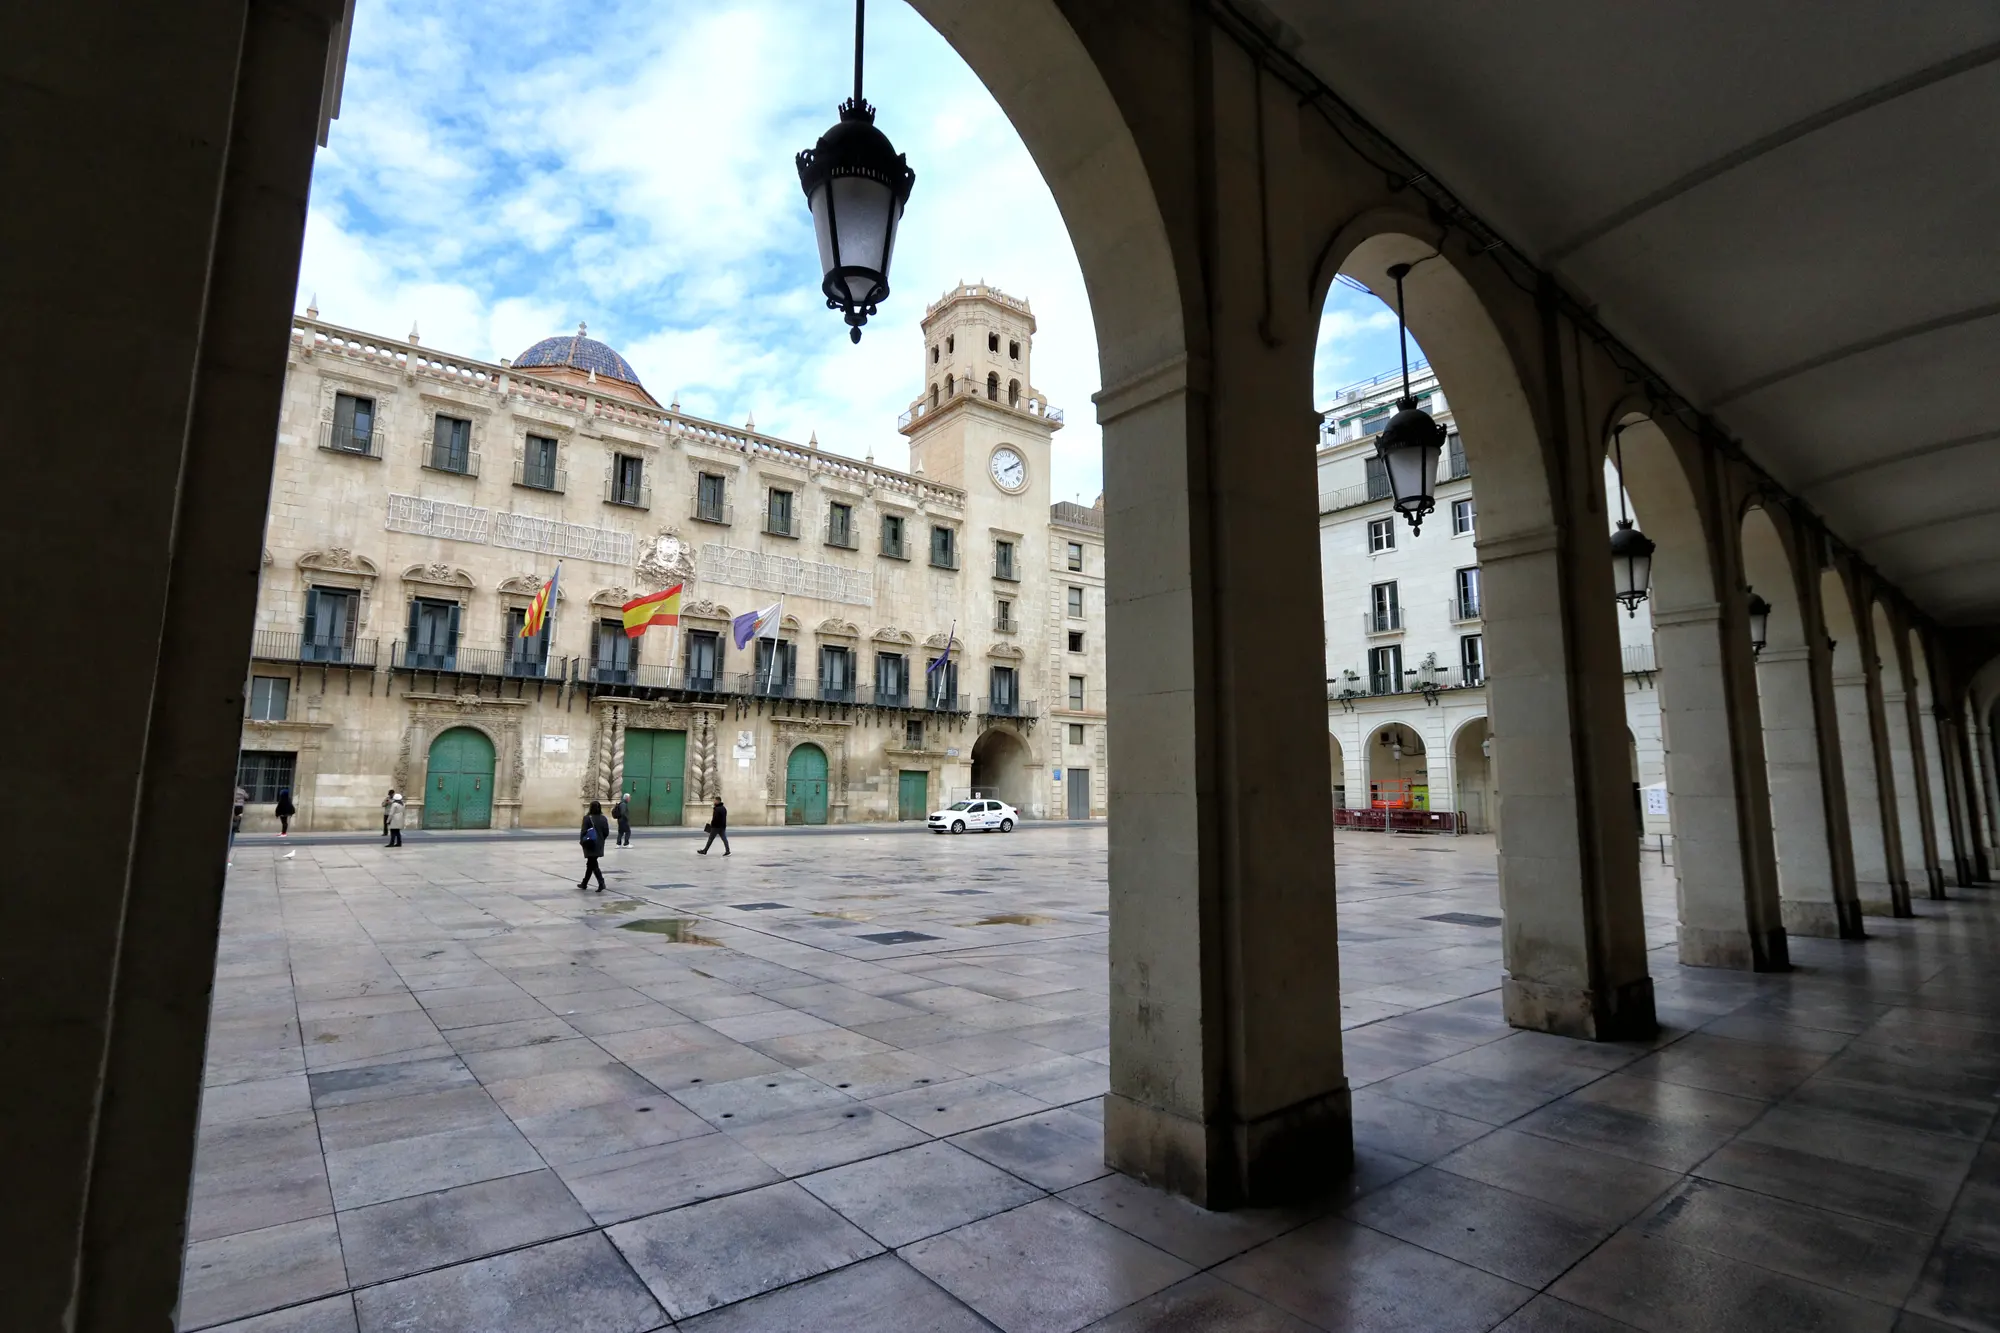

931,345,938,364
1009,340,1020,360
988,332,999,352
929,383,939,409
986,372,999,401
1007,379,1020,408
946,335,954,353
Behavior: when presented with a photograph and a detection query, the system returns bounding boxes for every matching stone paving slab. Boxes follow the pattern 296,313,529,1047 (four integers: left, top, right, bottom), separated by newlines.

183,828,2000,1330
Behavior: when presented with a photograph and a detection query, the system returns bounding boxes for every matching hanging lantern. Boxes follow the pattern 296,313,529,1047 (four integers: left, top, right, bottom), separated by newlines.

1746,590,1771,655
1376,262,1445,532
1608,426,1655,617
796,0,915,343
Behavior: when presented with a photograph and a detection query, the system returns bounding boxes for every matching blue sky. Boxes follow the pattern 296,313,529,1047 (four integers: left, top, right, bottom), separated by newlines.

300,1,1408,502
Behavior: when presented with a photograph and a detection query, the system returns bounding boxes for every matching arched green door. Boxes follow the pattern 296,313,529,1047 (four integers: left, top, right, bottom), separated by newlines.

623,728,686,826
785,743,829,825
424,726,495,830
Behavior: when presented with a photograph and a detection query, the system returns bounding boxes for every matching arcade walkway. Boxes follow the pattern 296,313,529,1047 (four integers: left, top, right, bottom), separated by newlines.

183,829,1996,1331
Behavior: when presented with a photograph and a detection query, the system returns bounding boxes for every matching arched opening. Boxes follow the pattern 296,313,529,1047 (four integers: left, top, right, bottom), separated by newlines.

986,370,999,401
784,743,829,826
970,727,1031,808
929,383,939,409
1451,716,1494,834
1007,377,1020,408
1365,722,1429,809
1742,504,1857,937
1822,568,1903,915
1873,600,1932,900
424,726,495,830
1909,631,1960,889
1328,731,1346,810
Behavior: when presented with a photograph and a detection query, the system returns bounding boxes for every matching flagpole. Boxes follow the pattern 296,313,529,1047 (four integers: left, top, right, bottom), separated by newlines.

763,597,785,697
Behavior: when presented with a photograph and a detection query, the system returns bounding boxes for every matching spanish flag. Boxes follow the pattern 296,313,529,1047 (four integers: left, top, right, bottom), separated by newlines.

519,563,559,638
621,583,683,638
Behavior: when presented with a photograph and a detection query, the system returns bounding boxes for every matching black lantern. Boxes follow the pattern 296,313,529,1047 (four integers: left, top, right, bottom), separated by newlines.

1377,262,1446,533
1746,590,1771,655
1608,425,1655,617
796,0,915,343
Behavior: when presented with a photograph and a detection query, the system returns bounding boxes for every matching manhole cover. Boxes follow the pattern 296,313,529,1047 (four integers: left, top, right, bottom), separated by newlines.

857,930,939,945
1422,912,1503,927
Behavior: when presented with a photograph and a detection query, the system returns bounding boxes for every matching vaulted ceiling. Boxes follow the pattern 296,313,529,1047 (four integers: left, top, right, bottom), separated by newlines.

1263,1,2000,624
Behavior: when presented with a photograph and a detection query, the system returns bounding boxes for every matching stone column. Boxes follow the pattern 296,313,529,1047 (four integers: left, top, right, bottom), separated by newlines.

1919,707,1963,888
1833,668,1902,914
1883,687,1933,898
1756,646,1859,937
1653,602,1789,969
1972,714,2000,877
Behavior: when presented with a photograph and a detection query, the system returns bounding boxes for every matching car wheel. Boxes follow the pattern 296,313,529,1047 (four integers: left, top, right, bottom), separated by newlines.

1000,818,1014,832
951,820,966,834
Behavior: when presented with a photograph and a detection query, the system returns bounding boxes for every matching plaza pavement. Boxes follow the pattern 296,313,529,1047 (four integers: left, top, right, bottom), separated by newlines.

183,826,2000,1331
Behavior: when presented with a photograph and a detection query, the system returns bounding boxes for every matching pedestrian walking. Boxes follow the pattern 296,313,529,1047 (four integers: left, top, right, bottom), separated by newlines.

386,791,405,847
232,786,248,836
614,792,633,847
382,787,397,836
578,800,610,891
274,787,296,836
697,798,729,856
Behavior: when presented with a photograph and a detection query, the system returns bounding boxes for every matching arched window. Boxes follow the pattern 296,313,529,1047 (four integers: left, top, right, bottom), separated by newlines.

1007,378,1020,408
946,335,954,353
930,345,938,364
1008,340,1020,360
987,372,999,401
929,383,939,409
945,374,954,397
988,332,1000,353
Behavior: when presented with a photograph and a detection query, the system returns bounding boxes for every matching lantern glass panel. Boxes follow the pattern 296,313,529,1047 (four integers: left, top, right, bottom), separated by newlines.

831,175,895,282
1384,438,1437,510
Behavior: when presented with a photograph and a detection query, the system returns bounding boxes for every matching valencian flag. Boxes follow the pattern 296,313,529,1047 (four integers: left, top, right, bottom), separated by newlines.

926,620,956,704
518,563,560,638
621,583,683,638
730,600,784,650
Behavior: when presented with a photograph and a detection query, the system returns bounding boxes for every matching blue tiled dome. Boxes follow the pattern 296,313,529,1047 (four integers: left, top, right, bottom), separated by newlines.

513,323,646,390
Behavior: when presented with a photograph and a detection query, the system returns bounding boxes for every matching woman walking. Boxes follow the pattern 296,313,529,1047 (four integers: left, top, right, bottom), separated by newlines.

274,787,296,836
697,798,729,856
578,800,611,891
385,791,405,847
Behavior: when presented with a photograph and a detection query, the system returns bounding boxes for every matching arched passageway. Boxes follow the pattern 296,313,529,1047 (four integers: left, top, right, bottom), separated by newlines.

1328,732,1346,809
1451,717,1494,834
1823,569,1906,915
1873,602,1935,899
1366,722,1429,808
970,728,1033,809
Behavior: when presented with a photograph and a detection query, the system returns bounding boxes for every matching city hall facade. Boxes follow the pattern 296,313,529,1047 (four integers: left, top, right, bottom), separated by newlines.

239,284,1108,831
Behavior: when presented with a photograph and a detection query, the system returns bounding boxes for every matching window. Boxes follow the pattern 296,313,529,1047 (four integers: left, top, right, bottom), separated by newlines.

405,597,460,670
1007,379,1020,408
753,638,797,696
1361,413,1391,437
946,374,954,397
592,618,633,684
1456,567,1482,620
827,501,855,548
1067,586,1085,618
1368,517,1396,553
331,392,375,454
611,453,646,507
1452,497,1476,536
685,630,721,690
248,675,289,721
1369,644,1404,694
1068,630,1084,653
986,371,999,401
905,718,924,749
988,332,1000,352
696,471,726,522
522,434,559,490
994,538,1017,580
1446,431,1468,479
766,487,794,537
926,656,959,707
929,383,939,409
946,335,954,353
1364,454,1391,499
1066,541,1084,572
1461,634,1484,686
930,524,957,570
819,645,854,702
995,597,1014,632
1009,339,1020,360
1068,675,1085,710
430,414,472,474
931,345,939,364
301,586,357,663
1068,723,1085,746
236,750,297,803
877,652,909,706
988,665,1019,715
504,606,551,677
1370,581,1401,633
881,513,907,558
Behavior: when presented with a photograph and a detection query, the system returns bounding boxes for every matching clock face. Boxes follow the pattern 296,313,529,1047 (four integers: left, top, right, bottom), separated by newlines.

990,447,1027,492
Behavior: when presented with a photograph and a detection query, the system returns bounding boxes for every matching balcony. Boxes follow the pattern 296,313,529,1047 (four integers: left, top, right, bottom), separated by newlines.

424,446,480,478
691,495,731,525
251,630,379,668
874,683,910,708
979,695,1038,719
1365,607,1404,635
881,534,909,560
824,515,859,549
929,544,960,571
1623,643,1657,675
318,420,384,460
606,477,651,510
993,613,1017,634
992,556,1020,581
514,458,565,493
1461,664,1485,687
1450,596,1481,624
763,507,799,538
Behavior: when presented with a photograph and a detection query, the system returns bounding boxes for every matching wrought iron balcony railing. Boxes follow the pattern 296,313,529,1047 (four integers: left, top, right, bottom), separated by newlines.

318,421,384,459
252,630,379,667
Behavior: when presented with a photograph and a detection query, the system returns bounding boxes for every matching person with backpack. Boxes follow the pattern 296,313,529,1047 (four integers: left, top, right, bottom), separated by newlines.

697,798,729,856
385,791,405,847
613,791,633,847
578,800,610,891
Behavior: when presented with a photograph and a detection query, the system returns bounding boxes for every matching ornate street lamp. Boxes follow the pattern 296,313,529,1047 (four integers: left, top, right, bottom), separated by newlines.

1746,590,1771,656
796,0,916,343
1608,425,1655,617
1377,262,1446,533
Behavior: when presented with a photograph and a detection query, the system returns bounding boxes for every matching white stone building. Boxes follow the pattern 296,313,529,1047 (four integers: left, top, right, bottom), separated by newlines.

238,284,1107,831
1317,362,1667,836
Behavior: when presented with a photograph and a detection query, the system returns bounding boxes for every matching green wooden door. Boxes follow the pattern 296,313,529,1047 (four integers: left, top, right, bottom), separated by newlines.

897,770,929,821
424,727,494,830
785,744,829,825
623,728,687,826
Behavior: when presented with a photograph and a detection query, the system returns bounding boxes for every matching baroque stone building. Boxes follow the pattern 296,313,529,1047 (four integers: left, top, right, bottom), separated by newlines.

238,283,1108,831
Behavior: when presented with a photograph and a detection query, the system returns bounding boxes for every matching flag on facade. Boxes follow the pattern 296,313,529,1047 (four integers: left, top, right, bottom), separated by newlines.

731,599,784,650
621,583,683,638
519,563,560,637
927,621,957,703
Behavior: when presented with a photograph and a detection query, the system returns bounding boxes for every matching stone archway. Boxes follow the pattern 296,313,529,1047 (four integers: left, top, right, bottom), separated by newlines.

1823,568,1904,915
1450,716,1494,834
970,727,1033,809
1873,600,1931,899
1364,722,1429,807
1328,731,1346,808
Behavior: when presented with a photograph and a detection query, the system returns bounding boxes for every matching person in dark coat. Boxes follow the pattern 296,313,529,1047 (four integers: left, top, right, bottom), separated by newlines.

578,800,610,891
697,798,729,856
614,792,633,847
274,787,296,836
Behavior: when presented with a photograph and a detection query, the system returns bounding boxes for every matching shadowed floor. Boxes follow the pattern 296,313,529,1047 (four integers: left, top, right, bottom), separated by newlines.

182,827,1999,1331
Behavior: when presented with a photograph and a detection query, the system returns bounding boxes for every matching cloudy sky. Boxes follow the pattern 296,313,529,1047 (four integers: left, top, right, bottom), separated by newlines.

300,1,1409,502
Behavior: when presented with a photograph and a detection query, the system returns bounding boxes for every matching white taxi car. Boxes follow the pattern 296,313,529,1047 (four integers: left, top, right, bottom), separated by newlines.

928,799,1019,834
